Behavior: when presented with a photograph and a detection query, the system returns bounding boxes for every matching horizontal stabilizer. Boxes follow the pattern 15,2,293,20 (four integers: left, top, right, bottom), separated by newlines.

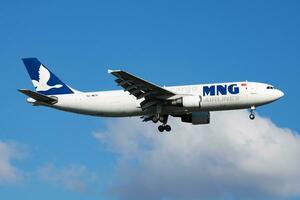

18,89,58,104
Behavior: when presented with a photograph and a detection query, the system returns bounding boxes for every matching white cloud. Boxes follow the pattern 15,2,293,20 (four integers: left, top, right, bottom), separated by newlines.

38,163,98,192
0,140,24,184
94,110,300,200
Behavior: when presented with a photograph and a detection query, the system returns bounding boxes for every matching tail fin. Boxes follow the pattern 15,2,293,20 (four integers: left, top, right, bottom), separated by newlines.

22,58,75,95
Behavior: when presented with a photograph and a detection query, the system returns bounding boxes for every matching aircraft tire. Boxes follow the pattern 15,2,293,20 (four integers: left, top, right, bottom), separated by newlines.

158,125,165,132
165,125,171,132
152,117,159,123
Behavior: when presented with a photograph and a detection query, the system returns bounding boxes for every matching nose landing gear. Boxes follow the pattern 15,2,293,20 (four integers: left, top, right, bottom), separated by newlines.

249,106,256,120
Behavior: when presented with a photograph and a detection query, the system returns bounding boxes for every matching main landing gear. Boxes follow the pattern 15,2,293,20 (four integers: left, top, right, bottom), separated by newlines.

249,106,256,120
158,124,171,132
153,114,171,132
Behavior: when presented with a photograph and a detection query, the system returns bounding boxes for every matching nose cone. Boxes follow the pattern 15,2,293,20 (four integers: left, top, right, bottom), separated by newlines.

276,89,284,99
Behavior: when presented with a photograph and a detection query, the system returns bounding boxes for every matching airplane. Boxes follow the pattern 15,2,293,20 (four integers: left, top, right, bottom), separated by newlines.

19,58,284,132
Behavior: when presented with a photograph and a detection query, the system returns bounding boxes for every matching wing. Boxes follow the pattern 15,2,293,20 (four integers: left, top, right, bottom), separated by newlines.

39,64,51,84
108,70,176,111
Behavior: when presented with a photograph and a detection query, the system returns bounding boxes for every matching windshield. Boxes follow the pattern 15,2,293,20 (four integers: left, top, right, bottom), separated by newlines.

266,86,275,89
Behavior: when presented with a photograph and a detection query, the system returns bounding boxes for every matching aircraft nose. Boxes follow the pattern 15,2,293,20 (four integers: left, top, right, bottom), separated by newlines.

276,89,284,99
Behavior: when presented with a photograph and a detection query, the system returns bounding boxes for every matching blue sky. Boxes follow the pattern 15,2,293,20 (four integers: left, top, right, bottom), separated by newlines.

0,1,300,200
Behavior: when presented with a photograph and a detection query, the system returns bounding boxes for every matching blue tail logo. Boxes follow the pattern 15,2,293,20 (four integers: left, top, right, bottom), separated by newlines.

22,58,74,95
32,64,63,91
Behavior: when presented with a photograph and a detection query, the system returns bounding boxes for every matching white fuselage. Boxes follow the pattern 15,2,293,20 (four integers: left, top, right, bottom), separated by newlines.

46,81,284,117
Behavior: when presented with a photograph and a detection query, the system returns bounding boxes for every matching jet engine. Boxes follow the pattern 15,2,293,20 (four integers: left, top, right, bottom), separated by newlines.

180,112,210,125
170,96,201,108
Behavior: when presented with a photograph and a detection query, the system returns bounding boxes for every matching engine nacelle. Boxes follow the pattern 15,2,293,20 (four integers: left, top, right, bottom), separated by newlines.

170,96,201,108
181,112,210,125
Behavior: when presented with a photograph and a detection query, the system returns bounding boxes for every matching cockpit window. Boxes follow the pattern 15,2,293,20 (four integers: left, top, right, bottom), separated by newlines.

267,86,275,89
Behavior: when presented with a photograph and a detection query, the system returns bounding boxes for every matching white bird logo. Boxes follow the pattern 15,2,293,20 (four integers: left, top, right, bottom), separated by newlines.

32,64,63,91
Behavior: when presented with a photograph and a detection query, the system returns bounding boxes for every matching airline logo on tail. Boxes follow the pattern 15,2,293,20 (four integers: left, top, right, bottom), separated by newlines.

22,58,74,95
32,64,63,92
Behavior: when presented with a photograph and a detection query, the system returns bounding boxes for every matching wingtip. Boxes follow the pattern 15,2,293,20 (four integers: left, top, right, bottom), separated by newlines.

107,69,121,74
18,89,27,92
18,89,31,95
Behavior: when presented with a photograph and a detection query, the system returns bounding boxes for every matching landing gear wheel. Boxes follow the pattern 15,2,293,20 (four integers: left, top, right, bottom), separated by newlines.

165,125,171,132
152,116,159,123
249,113,255,120
158,125,165,132
159,115,166,123
249,106,256,120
